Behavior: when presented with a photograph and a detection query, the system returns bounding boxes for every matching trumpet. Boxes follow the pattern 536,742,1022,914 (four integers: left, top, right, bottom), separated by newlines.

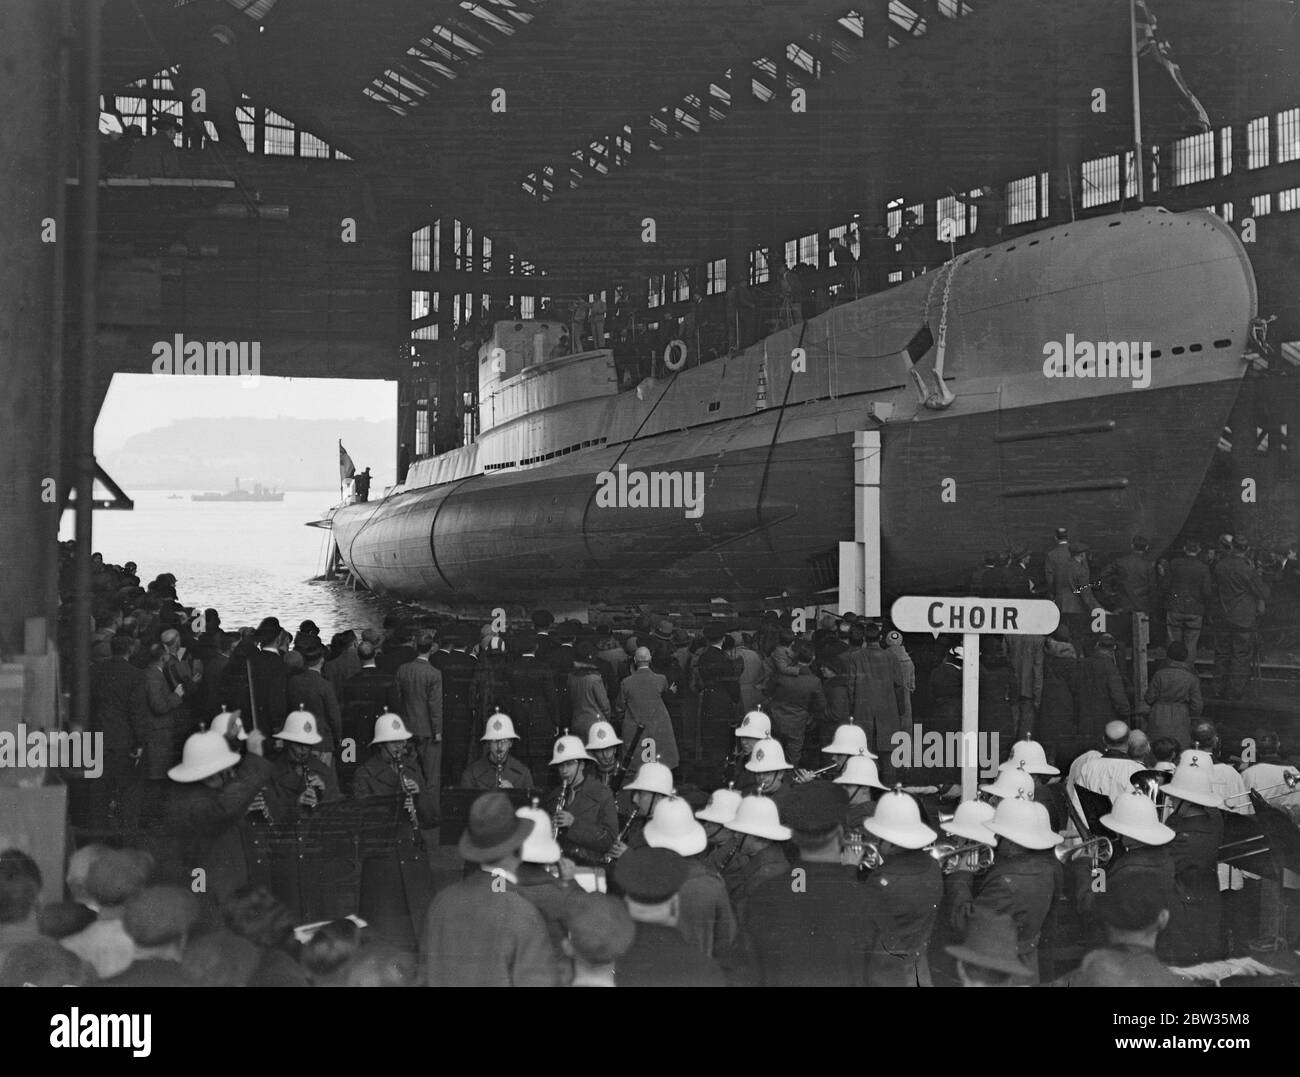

1223,771,1300,809
1055,836,1114,866
841,829,883,871
928,841,995,875
553,778,572,839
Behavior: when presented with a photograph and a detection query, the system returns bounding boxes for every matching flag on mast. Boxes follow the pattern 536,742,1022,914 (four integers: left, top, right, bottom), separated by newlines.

339,440,356,483
1135,0,1212,132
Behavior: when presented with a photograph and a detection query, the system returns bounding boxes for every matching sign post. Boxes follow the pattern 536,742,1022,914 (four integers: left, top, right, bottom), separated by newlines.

891,596,1061,801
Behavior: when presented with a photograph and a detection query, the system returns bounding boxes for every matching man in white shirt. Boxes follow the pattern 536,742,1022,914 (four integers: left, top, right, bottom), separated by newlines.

1073,721,1143,815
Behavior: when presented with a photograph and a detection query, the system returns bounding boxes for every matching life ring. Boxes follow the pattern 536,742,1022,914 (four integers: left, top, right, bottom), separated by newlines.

663,338,688,371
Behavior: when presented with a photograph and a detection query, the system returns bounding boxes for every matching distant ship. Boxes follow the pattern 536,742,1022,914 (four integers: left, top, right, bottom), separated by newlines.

328,207,1258,616
192,479,284,502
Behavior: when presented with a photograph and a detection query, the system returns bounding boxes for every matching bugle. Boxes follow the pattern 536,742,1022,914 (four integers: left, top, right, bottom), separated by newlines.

1055,836,1113,866
928,841,995,875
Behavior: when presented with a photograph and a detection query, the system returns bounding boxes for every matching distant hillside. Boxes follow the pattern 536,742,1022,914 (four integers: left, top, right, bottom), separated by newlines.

101,417,397,491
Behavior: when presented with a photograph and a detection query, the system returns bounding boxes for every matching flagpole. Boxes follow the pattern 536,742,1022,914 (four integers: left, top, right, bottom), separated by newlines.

1130,0,1145,204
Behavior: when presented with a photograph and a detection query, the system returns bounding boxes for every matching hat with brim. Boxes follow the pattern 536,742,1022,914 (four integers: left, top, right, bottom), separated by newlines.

459,792,535,863
168,730,241,782
1161,750,1225,809
1100,791,1175,845
944,911,1036,980
988,799,1062,850
725,797,792,841
941,801,998,846
516,806,562,865
863,792,938,850
695,788,742,825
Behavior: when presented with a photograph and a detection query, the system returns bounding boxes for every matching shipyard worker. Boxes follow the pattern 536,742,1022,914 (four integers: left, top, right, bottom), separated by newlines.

1104,535,1159,623
395,630,443,798
612,647,677,776
1211,536,1269,700
423,793,558,987
178,24,246,153
589,294,607,348
1162,539,1213,663
948,185,1007,241
397,442,411,484
1055,543,1101,655
353,467,371,502
462,711,534,790
1043,527,1072,606
571,296,589,351
697,625,741,766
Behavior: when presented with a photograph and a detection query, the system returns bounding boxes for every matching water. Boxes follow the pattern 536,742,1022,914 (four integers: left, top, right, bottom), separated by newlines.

59,490,414,637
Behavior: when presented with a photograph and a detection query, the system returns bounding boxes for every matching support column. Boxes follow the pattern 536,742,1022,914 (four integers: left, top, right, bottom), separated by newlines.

0,0,69,657
838,429,881,617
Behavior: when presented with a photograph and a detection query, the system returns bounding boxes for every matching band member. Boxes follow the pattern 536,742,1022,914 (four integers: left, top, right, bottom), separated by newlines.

746,738,795,812
696,787,743,871
608,761,675,861
1091,789,1179,959
728,709,770,791
643,796,736,958
834,752,888,828
585,719,623,788
947,792,1063,984
513,802,578,969
861,787,943,986
718,795,791,907
351,713,435,813
461,710,534,790
795,719,879,784
980,760,1036,805
260,709,341,824
543,734,617,866
1160,749,1226,966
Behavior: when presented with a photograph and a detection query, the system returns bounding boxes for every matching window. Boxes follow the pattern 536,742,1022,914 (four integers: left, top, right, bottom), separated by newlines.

432,220,441,272
1081,155,1120,207
453,220,463,270
674,269,691,302
411,291,431,320
797,233,819,265
415,409,429,457
300,131,330,159
482,236,493,272
706,257,726,295
783,239,798,269
463,226,474,272
1248,116,1270,169
1172,132,1215,185
264,109,295,155
412,225,431,272
411,324,440,340
749,248,770,284
1220,126,1233,176
648,274,666,308
1279,188,1300,212
1277,108,1300,164
520,296,535,319
1252,193,1272,216
1006,175,1037,225
828,224,860,258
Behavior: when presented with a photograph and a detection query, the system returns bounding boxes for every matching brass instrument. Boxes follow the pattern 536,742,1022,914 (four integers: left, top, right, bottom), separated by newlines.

795,761,840,784
1223,771,1300,809
841,829,883,871
928,841,995,875
553,778,572,838
1130,769,1172,803
1055,836,1114,866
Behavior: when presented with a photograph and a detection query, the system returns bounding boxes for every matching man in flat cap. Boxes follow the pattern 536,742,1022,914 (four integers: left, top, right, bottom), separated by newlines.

735,782,873,986
1057,871,1189,987
423,792,558,987
611,847,725,987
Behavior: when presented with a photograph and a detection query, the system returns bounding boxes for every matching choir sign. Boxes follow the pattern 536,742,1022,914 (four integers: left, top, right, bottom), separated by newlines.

890,596,1061,637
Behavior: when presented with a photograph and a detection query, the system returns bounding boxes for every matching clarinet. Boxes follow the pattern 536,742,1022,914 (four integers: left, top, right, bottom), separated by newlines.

393,758,424,849
248,790,273,823
718,833,746,872
553,778,572,839
603,804,641,863
610,723,646,793
298,763,325,811
494,761,505,788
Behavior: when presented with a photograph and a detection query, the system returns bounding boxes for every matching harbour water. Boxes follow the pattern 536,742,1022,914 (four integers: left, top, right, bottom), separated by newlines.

58,490,415,638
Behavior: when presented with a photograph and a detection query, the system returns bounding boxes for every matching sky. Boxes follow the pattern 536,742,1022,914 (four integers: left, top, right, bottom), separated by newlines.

95,373,396,452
